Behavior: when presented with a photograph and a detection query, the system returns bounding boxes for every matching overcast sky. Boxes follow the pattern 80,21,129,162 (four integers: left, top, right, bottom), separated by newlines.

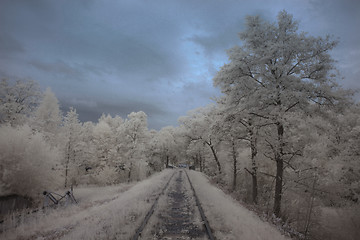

1,0,359,129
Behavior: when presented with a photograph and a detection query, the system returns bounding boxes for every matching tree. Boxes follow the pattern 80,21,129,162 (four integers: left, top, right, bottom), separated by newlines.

0,124,61,199
0,78,41,126
185,137,207,172
76,121,98,184
120,111,149,181
218,104,260,201
93,116,113,163
213,11,350,217
32,88,62,146
153,126,177,168
147,129,165,172
179,105,222,174
99,114,126,181
63,107,82,188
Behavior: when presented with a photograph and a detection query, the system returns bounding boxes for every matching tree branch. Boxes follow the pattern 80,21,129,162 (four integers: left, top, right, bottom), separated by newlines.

258,171,276,178
247,66,266,88
249,112,270,120
244,167,254,176
257,122,277,128
287,60,301,76
237,136,251,142
285,101,299,112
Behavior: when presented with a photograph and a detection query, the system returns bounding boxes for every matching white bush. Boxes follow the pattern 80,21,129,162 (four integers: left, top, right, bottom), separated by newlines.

0,124,61,200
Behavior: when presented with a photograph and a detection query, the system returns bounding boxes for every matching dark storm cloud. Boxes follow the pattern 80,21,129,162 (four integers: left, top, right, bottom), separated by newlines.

1,0,359,128
60,97,169,129
28,60,106,82
0,34,25,56
29,60,86,81
305,0,360,92
0,0,183,80
187,22,243,58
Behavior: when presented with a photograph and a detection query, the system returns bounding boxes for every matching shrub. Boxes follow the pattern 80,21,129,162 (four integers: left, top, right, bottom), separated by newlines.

0,124,61,200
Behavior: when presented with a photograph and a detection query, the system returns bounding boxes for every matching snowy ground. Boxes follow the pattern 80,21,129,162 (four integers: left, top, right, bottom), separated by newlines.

1,169,291,240
187,170,291,240
1,170,174,240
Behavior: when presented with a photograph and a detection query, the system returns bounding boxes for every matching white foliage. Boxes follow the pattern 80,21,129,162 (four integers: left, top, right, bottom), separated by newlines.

0,78,41,126
0,124,61,199
62,108,84,187
93,120,112,139
32,88,62,145
93,165,120,185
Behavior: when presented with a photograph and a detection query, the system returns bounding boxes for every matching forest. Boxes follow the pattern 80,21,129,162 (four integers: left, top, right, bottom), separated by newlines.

1,11,359,239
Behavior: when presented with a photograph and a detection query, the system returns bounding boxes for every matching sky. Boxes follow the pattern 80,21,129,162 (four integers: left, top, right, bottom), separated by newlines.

1,0,359,129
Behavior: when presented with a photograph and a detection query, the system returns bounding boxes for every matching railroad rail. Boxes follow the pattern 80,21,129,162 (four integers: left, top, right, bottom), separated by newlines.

131,171,176,240
131,169,215,240
185,170,215,240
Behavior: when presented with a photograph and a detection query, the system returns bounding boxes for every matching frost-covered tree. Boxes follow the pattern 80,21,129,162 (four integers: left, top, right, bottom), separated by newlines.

146,129,163,171
185,139,207,172
0,78,41,126
97,114,124,168
0,124,61,199
93,117,113,163
69,120,98,185
32,88,62,146
153,126,178,168
120,111,150,181
313,106,360,204
179,105,222,174
63,107,82,188
92,115,123,184
215,103,259,198
214,11,350,217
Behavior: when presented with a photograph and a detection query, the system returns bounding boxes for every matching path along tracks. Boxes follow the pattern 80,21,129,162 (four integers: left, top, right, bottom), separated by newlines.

131,169,215,240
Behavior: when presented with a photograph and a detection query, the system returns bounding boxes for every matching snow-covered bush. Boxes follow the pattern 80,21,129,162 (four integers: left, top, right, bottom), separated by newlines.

0,124,61,200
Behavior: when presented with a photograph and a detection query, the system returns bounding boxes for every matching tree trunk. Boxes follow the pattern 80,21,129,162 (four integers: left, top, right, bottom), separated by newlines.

196,154,203,172
200,153,205,172
210,145,221,173
232,139,237,191
252,174,258,204
64,142,70,188
273,122,284,217
166,155,169,168
250,128,258,204
205,142,221,173
304,174,317,238
128,162,133,182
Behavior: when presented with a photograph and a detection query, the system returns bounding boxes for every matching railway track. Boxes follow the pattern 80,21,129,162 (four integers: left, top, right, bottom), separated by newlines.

131,169,215,240
131,171,176,240
185,170,215,240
